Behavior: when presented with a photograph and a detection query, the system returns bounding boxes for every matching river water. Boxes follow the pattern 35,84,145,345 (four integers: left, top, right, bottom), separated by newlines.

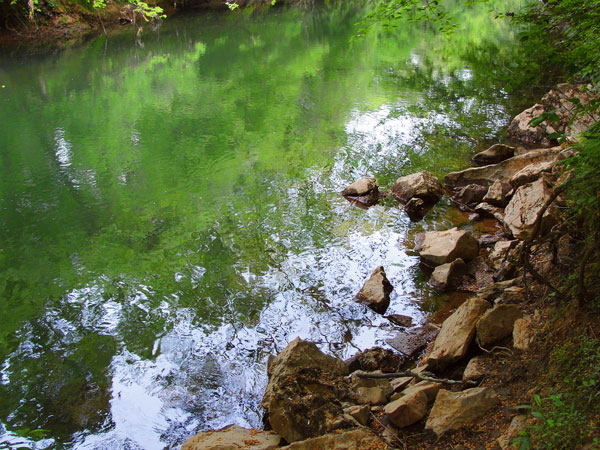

0,3,533,449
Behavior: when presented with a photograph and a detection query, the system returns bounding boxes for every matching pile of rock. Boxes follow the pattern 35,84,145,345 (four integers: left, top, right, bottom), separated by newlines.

181,83,592,450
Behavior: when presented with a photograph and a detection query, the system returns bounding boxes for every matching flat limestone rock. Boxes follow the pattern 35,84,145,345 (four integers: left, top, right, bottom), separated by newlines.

181,425,281,450
280,428,388,450
425,387,499,437
427,297,491,370
355,266,394,315
476,304,522,347
445,147,561,192
416,228,479,266
386,325,439,357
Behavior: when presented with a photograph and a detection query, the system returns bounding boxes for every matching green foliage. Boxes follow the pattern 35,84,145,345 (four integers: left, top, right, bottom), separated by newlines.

565,120,600,230
514,335,600,449
514,0,600,84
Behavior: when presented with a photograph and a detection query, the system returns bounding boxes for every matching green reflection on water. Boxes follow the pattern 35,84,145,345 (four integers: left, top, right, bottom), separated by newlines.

0,2,537,446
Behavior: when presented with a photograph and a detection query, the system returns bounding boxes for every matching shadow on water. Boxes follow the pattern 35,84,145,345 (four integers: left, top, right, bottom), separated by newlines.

0,2,540,448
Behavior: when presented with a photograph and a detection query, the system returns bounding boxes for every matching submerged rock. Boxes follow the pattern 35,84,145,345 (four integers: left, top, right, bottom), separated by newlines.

425,387,499,437
354,266,394,315
427,297,491,370
261,338,350,443
415,228,479,266
404,197,436,222
386,325,439,357
472,144,515,166
386,314,413,328
181,425,281,450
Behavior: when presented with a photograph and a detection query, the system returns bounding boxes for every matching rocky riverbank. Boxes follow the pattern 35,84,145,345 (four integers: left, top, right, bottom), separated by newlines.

180,83,598,449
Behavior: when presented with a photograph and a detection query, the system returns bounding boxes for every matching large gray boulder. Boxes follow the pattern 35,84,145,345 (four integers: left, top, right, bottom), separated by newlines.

261,338,350,443
181,425,281,450
476,304,522,347
427,297,491,370
425,387,499,437
416,228,479,266
391,171,444,203
503,177,558,240
472,144,515,166
445,147,561,192
354,266,393,315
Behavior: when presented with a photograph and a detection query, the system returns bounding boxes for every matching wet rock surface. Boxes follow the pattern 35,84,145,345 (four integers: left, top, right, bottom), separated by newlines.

386,325,439,357
341,177,380,207
354,266,394,315
391,171,445,204
444,147,561,191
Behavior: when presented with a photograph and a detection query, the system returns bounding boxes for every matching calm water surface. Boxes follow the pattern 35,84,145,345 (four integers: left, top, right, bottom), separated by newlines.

0,3,532,448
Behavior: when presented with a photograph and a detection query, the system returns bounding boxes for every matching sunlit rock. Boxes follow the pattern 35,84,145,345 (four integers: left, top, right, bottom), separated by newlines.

415,228,479,266
181,425,281,450
427,297,491,370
